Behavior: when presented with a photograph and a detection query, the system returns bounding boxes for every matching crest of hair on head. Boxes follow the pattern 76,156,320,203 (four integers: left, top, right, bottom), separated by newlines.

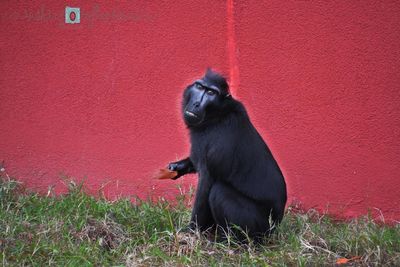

203,68,229,95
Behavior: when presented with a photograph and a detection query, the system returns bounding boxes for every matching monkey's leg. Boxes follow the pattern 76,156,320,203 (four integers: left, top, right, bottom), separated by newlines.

189,173,215,232
208,181,273,241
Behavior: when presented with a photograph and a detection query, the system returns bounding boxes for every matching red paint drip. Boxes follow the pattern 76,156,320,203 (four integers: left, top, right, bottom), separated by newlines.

226,0,240,95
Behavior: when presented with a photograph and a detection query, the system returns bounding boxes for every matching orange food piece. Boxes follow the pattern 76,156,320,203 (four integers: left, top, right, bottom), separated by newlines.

336,258,350,264
336,256,361,265
153,168,178,180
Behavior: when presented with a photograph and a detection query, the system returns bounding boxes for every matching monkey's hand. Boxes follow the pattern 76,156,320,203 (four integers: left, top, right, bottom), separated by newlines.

168,157,196,180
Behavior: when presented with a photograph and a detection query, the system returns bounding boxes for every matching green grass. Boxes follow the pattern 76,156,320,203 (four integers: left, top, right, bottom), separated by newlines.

1,172,399,266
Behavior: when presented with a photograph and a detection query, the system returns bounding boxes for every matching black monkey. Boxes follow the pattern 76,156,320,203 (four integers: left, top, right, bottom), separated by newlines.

169,69,287,240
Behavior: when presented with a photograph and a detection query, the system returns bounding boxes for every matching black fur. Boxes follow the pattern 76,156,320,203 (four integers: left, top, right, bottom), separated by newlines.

169,70,287,241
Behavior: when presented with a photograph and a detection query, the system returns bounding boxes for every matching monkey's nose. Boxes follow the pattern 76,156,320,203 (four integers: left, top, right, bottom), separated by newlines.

193,101,200,108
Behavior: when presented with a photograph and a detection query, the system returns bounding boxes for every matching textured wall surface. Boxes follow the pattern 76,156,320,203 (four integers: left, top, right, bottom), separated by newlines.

1,1,399,221
234,1,400,221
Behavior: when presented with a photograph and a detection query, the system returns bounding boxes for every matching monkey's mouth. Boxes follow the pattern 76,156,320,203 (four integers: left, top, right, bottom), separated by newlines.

184,110,203,126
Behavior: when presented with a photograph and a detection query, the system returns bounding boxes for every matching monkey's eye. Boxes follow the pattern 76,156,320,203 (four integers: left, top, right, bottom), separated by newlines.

195,83,204,90
206,89,217,96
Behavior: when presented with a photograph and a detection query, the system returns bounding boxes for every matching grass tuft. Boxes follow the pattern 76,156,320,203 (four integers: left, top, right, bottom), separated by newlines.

1,171,399,266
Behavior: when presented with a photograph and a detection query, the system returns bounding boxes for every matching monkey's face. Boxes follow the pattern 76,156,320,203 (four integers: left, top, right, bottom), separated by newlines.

182,79,224,127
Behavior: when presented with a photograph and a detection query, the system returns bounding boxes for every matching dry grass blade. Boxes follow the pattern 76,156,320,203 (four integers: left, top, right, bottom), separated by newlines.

73,217,127,250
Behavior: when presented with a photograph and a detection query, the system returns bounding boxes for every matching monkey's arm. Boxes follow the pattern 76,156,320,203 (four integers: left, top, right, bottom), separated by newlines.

168,157,196,180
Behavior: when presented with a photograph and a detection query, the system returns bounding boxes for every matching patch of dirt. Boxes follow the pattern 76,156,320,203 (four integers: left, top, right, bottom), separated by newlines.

73,217,127,250
173,231,201,256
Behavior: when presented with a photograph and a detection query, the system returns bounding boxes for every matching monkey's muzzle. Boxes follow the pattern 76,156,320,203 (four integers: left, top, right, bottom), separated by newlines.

184,110,203,126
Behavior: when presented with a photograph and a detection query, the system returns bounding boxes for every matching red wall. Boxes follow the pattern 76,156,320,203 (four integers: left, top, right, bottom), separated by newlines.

1,1,399,221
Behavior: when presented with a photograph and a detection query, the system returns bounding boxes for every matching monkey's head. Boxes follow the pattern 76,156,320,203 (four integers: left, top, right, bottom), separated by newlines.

182,69,231,127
